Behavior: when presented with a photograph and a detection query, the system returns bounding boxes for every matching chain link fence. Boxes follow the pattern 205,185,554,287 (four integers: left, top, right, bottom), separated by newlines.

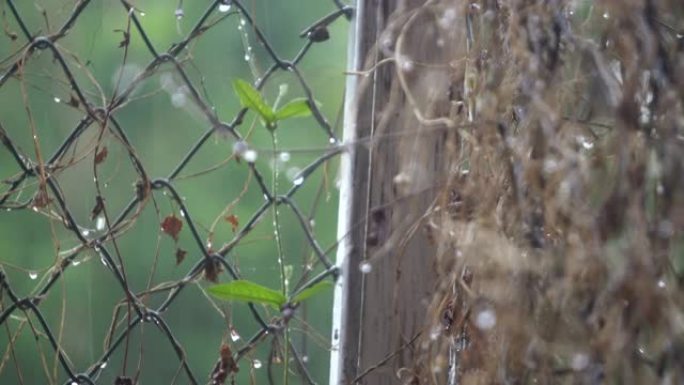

0,1,352,384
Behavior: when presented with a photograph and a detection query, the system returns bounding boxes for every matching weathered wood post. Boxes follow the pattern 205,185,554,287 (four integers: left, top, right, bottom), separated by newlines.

331,1,453,383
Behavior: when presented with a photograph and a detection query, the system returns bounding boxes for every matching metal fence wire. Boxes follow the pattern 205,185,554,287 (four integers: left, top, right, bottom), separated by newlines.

0,0,352,384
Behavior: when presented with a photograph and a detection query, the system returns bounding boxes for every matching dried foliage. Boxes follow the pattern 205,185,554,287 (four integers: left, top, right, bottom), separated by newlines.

357,0,684,383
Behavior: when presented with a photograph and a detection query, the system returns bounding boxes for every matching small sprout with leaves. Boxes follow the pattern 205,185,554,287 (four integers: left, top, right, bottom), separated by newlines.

291,280,333,304
208,280,286,309
207,279,332,309
232,79,315,131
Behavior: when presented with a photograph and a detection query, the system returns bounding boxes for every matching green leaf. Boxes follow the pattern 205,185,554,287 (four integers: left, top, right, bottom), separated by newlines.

232,79,276,125
207,280,286,308
274,98,313,121
291,280,333,304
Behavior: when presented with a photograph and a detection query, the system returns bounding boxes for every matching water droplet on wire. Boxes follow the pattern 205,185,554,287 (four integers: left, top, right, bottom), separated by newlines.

243,149,258,163
218,2,231,12
96,215,106,231
230,327,241,341
279,152,291,163
252,359,262,369
293,176,304,186
360,262,372,274
54,97,61,103
28,271,38,280
232,140,248,157
175,8,185,20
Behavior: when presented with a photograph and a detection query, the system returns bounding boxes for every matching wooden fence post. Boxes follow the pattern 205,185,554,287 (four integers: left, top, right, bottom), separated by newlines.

331,1,445,383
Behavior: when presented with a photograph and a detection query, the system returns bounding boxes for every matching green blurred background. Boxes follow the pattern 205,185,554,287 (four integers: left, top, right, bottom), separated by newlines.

0,1,348,383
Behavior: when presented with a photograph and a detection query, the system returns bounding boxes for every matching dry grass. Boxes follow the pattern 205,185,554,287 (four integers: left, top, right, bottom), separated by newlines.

360,0,684,383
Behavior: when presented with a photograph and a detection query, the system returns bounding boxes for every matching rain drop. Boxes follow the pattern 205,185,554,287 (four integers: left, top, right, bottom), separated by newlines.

278,152,291,162
602,12,610,19
240,18,246,26
475,308,496,330
218,3,231,12
329,137,338,145
54,97,61,103
438,8,457,29
139,11,146,17
400,56,414,72
657,279,666,288
578,136,594,150
571,353,589,371
286,167,302,182
82,229,90,237
252,359,262,369
243,149,258,163
96,215,106,231
293,176,304,186
360,261,372,274
28,271,38,280
230,327,241,342
72,259,81,267
244,54,251,62
302,356,309,363
171,91,187,108
429,325,441,340
175,8,185,20
232,140,248,156
100,361,108,369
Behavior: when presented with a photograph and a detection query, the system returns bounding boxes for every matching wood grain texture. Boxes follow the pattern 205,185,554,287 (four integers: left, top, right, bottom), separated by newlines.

336,1,466,383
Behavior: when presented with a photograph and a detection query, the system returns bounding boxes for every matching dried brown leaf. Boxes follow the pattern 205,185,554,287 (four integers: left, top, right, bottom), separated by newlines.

225,214,239,233
94,146,108,165
161,215,183,241
175,248,187,265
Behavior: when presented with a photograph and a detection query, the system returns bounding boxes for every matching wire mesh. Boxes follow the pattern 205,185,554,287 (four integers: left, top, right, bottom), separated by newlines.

0,1,352,384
